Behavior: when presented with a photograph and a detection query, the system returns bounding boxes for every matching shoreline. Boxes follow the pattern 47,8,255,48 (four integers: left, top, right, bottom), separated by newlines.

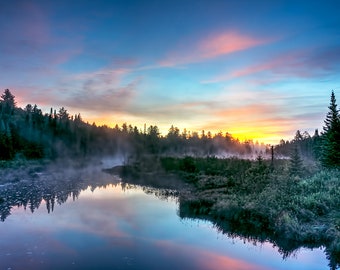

115,156,340,269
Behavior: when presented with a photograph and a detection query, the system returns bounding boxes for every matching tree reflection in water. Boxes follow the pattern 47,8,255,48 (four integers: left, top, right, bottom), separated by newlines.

117,169,339,270
0,166,338,270
0,166,120,221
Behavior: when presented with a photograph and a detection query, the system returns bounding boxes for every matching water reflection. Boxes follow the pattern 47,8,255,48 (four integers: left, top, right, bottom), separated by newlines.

0,166,333,270
116,169,338,270
0,166,120,221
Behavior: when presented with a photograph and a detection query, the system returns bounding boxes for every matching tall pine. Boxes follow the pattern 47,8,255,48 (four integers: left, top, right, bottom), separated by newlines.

321,91,340,168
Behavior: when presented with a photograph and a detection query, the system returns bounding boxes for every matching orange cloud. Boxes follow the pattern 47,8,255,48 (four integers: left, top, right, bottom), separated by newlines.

160,31,268,67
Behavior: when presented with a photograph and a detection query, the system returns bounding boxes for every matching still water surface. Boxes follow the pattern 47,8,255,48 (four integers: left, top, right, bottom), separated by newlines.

0,170,328,270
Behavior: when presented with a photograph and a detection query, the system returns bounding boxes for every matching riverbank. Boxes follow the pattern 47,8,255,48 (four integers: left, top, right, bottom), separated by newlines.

0,157,110,185
0,159,49,185
115,156,340,270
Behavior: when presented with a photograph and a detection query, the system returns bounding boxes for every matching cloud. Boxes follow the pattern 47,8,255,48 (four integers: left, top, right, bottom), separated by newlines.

165,93,326,143
198,32,265,59
204,45,340,83
198,103,292,136
304,46,340,74
57,68,139,113
0,1,83,79
199,104,324,144
0,2,50,53
13,85,60,108
159,31,268,67
215,104,277,119
117,97,300,143
11,66,140,119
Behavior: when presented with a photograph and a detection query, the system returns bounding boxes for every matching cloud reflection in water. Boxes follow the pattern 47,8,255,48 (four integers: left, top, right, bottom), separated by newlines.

0,183,328,270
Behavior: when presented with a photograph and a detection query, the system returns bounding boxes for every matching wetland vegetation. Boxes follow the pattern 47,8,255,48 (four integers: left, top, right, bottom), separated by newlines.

112,156,339,270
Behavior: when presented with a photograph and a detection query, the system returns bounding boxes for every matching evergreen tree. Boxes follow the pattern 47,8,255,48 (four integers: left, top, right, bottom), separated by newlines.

321,91,340,168
0,89,16,133
312,129,322,160
294,130,303,141
289,146,303,177
323,91,339,133
1,89,16,115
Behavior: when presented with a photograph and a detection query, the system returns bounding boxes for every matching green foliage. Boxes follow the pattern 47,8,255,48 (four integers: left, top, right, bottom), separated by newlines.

175,161,340,269
275,130,317,160
22,142,44,159
289,146,304,177
160,157,178,171
243,156,270,193
180,156,197,173
161,156,253,179
0,132,14,160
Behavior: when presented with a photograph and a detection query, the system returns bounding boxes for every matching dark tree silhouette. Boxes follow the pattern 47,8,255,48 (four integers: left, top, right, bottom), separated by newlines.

321,91,340,168
0,89,17,159
1,89,16,115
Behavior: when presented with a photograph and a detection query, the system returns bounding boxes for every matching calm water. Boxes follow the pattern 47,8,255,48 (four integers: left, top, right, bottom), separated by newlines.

0,167,329,270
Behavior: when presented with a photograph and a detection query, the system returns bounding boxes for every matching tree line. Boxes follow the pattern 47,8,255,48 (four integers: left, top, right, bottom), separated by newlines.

0,89,339,168
274,90,340,168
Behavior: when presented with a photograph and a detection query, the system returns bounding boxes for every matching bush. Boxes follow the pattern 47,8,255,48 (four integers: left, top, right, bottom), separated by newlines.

180,156,197,173
23,142,44,159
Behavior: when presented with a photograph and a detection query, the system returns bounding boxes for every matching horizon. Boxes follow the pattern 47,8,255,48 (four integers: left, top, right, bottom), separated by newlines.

7,88,322,146
1,0,340,145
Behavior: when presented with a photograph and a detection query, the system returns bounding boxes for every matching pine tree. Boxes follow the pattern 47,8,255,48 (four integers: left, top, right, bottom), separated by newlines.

0,89,17,133
321,91,340,168
289,145,304,177
1,89,16,115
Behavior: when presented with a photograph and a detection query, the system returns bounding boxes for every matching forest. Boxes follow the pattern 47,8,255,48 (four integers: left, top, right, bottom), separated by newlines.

1,88,339,170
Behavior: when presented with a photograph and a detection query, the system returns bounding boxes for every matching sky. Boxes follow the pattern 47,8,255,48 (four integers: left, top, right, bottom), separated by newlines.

1,0,340,144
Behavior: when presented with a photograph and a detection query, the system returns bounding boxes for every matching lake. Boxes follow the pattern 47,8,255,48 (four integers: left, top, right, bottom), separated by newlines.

0,165,330,270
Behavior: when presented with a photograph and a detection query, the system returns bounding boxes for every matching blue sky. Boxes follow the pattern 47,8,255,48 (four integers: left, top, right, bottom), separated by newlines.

1,0,340,143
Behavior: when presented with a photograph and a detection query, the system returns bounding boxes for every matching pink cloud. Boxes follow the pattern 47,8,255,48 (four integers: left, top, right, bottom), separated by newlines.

204,45,340,83
203,53,299,84
160,31,268,67
155,240,272,270
199,32,264,59
230,51,305,78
